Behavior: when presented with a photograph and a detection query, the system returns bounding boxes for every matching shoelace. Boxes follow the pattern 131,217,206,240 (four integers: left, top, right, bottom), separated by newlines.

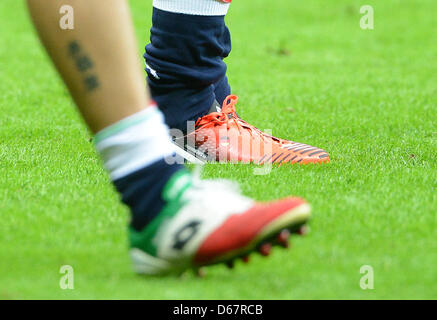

195,95,282,144
195,95,244,134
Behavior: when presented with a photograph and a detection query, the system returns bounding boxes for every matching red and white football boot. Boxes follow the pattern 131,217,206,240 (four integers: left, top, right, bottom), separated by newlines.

129,170,310,275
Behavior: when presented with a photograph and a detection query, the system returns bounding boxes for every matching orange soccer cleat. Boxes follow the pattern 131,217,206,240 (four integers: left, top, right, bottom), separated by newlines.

173,95,329,165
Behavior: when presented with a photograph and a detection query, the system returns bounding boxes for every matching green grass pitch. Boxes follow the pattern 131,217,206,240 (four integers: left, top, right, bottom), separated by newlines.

0,0,436,299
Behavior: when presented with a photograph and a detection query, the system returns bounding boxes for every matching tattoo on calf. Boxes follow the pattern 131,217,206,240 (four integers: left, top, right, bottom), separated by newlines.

68,41,100,92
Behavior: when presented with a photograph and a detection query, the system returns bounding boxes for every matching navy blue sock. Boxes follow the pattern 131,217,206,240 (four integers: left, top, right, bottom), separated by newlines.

144,8,232,133
113,159,183,231
214,75,231,108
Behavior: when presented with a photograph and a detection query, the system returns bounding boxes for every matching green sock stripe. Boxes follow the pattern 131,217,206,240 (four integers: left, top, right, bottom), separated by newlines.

94,108,156,145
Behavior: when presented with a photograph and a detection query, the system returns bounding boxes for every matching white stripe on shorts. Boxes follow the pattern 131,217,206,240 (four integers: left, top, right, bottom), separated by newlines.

153,0,230,16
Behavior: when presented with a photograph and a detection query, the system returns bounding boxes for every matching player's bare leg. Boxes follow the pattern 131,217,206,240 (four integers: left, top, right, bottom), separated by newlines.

27,0,311,276
27,0,150,132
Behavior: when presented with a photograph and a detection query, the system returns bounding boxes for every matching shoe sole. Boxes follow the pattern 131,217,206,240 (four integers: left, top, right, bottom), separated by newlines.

173,140,329,165
173,140,206,164
195,202,311,267
130,202,311,276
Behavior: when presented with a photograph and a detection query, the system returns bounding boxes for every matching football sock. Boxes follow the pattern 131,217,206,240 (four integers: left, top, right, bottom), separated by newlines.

95,104,184,231
144,0,232,132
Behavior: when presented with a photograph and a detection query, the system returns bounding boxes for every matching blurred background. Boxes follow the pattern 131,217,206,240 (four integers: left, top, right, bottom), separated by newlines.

0,0,436,299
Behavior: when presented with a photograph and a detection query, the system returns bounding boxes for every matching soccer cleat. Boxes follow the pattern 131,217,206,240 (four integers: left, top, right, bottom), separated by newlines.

129,170,311,275
173,95,329,165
